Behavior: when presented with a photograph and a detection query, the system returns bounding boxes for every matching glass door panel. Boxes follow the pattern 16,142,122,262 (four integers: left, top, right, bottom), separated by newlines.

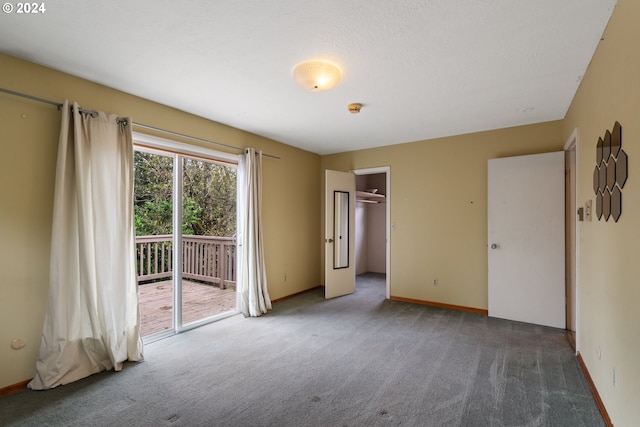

181,156,238,326
134,150,175,337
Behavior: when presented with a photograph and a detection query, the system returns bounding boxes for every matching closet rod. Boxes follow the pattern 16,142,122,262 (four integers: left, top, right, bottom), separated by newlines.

1,87,280,160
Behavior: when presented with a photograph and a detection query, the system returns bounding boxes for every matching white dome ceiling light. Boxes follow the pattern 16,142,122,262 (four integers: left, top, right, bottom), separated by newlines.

292,60,342,92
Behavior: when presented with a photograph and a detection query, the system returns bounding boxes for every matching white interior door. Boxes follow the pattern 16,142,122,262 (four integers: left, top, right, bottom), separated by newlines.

325,170,355,299
488,151,565,329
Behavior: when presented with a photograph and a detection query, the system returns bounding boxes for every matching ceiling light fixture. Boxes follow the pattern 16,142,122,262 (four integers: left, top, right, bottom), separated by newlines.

292,60,342,92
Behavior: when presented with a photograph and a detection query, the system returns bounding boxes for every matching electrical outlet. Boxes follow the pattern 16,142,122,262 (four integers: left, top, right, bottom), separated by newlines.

613,367,617,388
283,273,287,283
432,277,438,286
596,346,602,360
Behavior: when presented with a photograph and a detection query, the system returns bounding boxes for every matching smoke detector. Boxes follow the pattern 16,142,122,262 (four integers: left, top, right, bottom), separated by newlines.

347,103,362,114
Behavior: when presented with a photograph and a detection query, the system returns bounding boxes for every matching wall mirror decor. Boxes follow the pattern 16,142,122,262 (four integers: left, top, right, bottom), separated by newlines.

333,190,349,268
593,121,627,222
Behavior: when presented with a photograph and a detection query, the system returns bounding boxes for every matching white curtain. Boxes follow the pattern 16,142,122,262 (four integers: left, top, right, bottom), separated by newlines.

237,148,272,317
29,101,143,390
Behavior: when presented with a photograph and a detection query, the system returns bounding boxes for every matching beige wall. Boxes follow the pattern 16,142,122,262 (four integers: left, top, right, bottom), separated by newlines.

563,0,640,424
321,121,564,309
0,54,320,389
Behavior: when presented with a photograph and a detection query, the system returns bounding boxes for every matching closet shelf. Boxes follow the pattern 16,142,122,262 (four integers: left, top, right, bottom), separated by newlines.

356,190,386,203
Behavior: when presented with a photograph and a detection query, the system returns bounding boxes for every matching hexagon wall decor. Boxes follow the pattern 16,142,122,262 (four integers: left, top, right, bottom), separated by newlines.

596,137,604,164
603,190,611,221
606,159,616,191
611,122,621,157
616,149,628,188
611,186,622,222
603,130,611,162
593,121,627,222
598,161,607,193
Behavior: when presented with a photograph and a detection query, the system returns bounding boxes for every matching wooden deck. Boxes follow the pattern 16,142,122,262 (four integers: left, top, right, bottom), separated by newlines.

138,279,237,337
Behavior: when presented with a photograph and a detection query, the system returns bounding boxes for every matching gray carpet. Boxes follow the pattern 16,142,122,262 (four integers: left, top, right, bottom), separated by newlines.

1,273,604,426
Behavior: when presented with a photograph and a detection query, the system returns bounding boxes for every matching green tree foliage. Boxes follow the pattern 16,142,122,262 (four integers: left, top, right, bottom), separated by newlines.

134,151,236,237
183,157,236,236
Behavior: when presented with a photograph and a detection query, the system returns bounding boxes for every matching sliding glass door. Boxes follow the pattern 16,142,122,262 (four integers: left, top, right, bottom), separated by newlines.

134,144,238,340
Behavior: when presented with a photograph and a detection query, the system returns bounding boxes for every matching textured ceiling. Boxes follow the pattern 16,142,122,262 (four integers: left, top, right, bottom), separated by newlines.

0,1,617,154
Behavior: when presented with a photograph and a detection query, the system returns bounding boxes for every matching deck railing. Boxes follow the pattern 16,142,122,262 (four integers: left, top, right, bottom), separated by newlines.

135,235,237,289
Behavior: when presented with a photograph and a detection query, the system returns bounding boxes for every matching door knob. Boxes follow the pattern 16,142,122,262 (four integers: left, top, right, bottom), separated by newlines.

490,243,498,249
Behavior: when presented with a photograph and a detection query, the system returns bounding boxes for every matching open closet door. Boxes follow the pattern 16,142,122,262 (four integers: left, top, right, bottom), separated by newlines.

325,170,355,299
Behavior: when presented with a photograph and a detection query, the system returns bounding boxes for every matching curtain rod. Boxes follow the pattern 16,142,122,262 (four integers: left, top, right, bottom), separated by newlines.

0,87,280,160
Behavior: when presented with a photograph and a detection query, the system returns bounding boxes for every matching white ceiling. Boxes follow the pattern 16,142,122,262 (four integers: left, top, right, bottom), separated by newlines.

0,1,616,155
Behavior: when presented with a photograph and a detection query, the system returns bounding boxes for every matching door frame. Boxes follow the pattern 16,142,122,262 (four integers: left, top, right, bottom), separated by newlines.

564,128,580,352
353,166,391,299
